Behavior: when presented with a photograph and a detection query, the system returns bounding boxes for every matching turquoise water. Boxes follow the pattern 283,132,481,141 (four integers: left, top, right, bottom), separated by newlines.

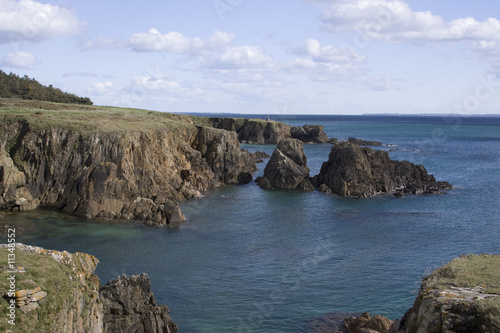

4,115,500,332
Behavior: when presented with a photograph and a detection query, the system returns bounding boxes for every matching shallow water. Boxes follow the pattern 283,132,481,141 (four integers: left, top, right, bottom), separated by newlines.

3,115,500,332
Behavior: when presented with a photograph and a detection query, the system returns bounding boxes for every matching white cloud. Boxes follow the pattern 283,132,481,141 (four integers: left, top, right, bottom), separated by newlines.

318,0,500,44
203,46,274,69
63,69,97,77
81,38,127,50
0,0,83,43
1,51,36,69
129,29,235,53
291,38,365,63
91,80,114,95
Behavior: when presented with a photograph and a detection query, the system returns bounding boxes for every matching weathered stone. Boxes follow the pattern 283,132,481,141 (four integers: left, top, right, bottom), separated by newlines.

1,121,258,226
290,124,328,143
344,312,393,333
237,120,291,144
318,142,452,197
100,273,177,333
259,139,310,190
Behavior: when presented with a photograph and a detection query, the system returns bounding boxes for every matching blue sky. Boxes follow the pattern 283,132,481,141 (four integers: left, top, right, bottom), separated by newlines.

1,0,500,114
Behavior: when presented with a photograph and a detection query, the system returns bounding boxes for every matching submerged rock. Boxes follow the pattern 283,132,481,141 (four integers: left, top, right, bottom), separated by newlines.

258,139,310,190
317,142,452,197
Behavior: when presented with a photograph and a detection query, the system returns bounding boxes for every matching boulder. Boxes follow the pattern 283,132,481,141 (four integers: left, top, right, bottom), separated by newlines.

100,273,177,333
290,125,328,143
318,142,452,197
344,312,393,333
258,139,310,190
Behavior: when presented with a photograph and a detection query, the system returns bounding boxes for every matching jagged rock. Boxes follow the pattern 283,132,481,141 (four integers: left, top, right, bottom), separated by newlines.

347,137,383,146
100,273,177,333
258,139,310,190
318,142,377,197
318,142,452,197
344,312,393,333
238,120,291,144
318,184,333,194
290,124,328,143
0,120,257,226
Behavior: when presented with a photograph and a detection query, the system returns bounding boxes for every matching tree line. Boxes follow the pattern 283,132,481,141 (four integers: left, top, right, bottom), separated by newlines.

0,70,93,105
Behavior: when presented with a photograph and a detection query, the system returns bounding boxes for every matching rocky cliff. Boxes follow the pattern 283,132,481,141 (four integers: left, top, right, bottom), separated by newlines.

0,243,176,333
0,102,258,226
317,142,452,197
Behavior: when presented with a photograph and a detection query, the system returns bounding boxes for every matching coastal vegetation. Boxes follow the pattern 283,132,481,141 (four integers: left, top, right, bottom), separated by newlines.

0,70,93,105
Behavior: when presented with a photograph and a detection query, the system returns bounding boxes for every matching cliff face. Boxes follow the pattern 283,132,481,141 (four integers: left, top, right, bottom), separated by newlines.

0,120,257,226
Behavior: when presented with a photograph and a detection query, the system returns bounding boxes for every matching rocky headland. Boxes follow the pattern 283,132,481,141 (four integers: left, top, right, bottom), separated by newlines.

0,243,176,333
0,100,260,226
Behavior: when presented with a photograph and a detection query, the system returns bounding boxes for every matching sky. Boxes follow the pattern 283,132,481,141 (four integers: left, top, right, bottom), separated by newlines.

1,0,500,115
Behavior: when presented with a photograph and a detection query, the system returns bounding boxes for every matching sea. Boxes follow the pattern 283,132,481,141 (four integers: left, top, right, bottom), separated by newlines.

3,114,500,333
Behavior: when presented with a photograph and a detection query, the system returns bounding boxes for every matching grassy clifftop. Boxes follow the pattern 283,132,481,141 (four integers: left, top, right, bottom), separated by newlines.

0,98,213,134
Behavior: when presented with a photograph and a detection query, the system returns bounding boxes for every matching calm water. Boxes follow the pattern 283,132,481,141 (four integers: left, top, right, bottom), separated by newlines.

3,115,500,332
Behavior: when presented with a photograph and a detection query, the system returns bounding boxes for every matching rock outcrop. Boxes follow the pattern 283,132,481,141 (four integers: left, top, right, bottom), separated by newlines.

0,118,257,226
390,254,500,333
290,125,328,143
0,243,177,333
238,119,291,144
344,312,393,333
317,142,452,197
257,139,313,191
0,243,103,333
100,273,177,333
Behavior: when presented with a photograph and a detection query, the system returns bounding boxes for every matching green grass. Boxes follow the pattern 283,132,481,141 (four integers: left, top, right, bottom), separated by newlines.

0,248,75,332
424,254,500,294
424,254,500,331
0,98,203,134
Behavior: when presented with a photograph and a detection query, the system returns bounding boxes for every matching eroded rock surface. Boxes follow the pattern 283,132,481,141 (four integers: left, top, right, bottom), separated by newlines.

258,139,312,190
0,121,257,226
317,142,452,197
100,274,177,333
